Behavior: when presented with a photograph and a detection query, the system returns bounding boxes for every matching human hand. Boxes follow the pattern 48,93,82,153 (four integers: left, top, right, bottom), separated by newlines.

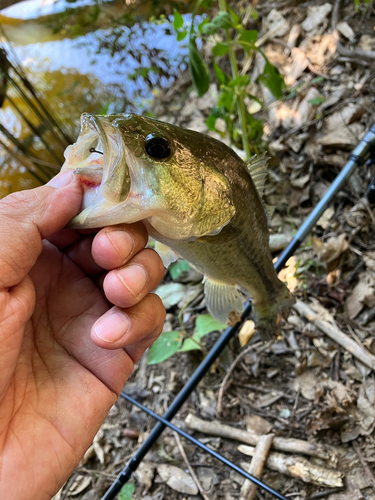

0,172,165,499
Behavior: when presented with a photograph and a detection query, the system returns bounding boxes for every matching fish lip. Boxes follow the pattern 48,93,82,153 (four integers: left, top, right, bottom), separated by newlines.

80,113,109,160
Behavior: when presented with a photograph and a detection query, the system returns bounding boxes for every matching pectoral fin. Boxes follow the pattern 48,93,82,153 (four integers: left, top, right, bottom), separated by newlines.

154,241,180,267
204,278,244,324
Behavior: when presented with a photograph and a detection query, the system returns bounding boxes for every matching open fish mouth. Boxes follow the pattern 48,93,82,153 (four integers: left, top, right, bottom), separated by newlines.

62,113,131,228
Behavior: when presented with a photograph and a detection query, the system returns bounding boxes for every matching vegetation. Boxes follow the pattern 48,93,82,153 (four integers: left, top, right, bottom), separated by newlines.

173,0,284,156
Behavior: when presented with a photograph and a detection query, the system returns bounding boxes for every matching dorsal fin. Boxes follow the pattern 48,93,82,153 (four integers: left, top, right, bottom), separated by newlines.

245,152,269,197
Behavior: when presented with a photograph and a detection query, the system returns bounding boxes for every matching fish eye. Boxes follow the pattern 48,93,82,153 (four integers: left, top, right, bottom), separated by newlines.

145,134,171,159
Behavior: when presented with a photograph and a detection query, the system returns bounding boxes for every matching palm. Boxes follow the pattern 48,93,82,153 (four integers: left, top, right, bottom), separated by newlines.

0,182,165,499
1,242,129,498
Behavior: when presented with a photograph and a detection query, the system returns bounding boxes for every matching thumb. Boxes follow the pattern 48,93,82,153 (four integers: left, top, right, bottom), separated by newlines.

0,171,83,288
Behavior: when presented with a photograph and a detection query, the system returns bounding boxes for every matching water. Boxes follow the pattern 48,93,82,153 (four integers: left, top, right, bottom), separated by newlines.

0,0,190,197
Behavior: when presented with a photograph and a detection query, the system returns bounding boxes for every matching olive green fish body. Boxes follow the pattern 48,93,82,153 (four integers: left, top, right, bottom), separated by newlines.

62,113,294,338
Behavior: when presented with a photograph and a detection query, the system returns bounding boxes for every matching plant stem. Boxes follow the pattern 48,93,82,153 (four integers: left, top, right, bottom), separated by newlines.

218,0,250,158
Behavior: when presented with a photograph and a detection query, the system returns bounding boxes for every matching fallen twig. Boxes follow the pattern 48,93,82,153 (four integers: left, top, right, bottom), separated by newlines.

239,446,344,488
173,431,211,500
240,434,274,500
304,487,344,499
352,440,375,489
185,414,328,459
217,340,263,415
293,299,375,371
332,0,375,61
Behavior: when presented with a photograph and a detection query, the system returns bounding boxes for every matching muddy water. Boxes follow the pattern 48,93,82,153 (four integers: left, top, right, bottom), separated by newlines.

0,0,189,197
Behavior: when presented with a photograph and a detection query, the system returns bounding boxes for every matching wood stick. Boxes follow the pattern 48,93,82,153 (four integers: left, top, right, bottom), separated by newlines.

217,341,263,415
239,446,343,488
352,440,375,489
293,300,375,371
185,414,328,459
240,434,274,500
173,431,211,500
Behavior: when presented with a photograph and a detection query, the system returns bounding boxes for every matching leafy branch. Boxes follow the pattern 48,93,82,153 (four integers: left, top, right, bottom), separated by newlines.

173,0,285,154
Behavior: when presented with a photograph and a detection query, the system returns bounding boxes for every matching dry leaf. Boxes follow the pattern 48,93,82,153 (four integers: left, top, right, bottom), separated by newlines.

134,462,155,492
293,87,322,127
269,233,293,252
68,475,91,496
325,380,356,406
293,369,319,400
284,47,309,86
302,4,333,32
337,21,355,41
309,298,335,322
363,252,375,271
157,464,198,494
326,100,369,131
278,256,298,293
239,320,256,347
357,392,375,433
291,173,311,189
244,415,273,435
318,123,365,150
317,207,335,229
346,273,375,319
312,233,349,271
266,9,290,37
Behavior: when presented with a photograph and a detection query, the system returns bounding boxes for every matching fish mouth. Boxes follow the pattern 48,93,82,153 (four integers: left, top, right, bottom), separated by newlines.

62,113,131,228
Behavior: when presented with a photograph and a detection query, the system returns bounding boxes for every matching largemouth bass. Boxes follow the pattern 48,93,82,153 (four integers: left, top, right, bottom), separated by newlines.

61,113,294,339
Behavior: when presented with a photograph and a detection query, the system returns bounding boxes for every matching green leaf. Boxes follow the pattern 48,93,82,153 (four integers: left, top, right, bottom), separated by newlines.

258,61,285,99
206,114,217,131
227,6,240,25
238,30,258,53
148,331,183,364
119,484,135,500
179,314,227,352
178,338,203,352
169,260,190,280
188,38,210,97
212,42,228,57
198,17,210,33
154,283,187,309
218,89,234,111
311,76,325,84
228,74,250,88
213,61,228,85
201,11,233,35
308,96,325,105
177,30,187,41
173,10,184,30
195,314,227,337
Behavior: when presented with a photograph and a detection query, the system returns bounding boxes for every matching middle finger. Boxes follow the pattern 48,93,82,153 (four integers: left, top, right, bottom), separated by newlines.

103,248,165,308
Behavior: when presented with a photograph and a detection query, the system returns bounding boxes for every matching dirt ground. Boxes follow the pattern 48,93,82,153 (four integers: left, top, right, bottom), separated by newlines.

57,1,375,499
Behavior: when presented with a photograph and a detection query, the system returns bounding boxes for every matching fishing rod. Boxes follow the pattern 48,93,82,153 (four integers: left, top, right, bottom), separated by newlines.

120,392,288,500
102,123,375,500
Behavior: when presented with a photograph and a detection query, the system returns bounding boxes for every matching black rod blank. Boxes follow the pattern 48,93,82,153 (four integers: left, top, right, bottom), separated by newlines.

101,124,375,500
120,392,288,500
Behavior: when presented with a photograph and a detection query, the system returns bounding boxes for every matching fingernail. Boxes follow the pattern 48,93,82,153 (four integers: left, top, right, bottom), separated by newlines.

106,230,134,263
116,265,148,297
93,312,130,343
47,171,73,188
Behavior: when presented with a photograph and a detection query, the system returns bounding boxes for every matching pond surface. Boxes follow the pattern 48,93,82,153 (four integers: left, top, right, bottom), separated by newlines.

0,0,190,197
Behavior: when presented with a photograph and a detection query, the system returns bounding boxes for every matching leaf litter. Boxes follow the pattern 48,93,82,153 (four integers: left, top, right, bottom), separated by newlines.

63,1,375,499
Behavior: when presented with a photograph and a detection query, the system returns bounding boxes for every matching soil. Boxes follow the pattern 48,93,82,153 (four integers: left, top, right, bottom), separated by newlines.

58,1,375,499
